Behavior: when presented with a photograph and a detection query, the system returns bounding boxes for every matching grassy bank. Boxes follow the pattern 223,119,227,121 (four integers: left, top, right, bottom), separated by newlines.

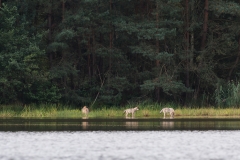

1,104,240,118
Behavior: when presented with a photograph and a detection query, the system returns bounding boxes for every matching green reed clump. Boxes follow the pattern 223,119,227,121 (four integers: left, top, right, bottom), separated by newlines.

0,107,16,117
90,106,123,117
142,109,150,117
11,104,77,118
0,105,20,117
56,109,82,118
20,105,54,117
2,102,240,118
174,107,240,117
176,108,215,116
214,80,240,108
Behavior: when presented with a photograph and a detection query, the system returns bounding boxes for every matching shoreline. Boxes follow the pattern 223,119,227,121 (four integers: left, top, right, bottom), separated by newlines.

1,106,240,118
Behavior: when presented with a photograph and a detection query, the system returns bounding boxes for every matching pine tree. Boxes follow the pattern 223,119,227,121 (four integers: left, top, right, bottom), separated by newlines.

0,3,50,104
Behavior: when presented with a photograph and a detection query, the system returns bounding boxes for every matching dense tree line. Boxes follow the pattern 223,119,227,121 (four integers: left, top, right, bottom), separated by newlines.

1,0,240,107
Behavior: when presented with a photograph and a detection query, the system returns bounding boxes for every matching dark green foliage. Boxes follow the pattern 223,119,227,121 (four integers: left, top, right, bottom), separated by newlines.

1,0,240,108
0,4,46,104
24,81,61,104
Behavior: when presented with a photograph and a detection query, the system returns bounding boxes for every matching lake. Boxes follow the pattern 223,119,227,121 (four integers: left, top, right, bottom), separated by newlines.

1,118,240,160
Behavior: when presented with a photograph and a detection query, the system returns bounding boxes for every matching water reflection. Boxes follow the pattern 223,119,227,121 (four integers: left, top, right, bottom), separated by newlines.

160,117,174,129
125,117,138,129
82,117,88,130
161,121,174,129
1,118,240,131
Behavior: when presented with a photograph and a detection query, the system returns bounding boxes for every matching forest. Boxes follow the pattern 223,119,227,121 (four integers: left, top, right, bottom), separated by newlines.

1,0,240,108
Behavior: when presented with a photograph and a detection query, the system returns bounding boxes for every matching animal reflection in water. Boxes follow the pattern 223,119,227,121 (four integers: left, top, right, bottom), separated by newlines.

125,117,138,129
161,120,174,129
81,106,89,117
123,107,139,117
82,117,88,130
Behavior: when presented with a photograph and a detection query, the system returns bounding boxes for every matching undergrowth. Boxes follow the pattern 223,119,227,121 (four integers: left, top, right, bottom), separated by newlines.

1,103,240,118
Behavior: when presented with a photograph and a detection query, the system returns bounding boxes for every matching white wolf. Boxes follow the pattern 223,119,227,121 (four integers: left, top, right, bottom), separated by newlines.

81,106,89,116
123,107,139,117
160,108,174,118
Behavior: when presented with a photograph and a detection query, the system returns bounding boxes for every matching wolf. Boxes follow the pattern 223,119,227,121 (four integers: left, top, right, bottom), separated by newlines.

123,107,139,117
82,106,89,116
160,108,174,118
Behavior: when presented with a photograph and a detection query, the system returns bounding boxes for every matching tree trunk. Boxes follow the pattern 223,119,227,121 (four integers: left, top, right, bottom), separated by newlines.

92,30,96,77
195,0,209,100
228,34,240,80
77,37,82,88
108,0,113,86
190,0,195,68
155,1,160,103
62,0,65,21
191,0,198,100
48,1,53,68
88,38,92,78
185,0,190,89
201,0,208,51
70,74,74,90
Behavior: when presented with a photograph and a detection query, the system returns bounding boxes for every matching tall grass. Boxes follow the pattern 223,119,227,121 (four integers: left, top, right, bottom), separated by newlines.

0,105,19,117
214,81,240,108
175,107,240,117
20,105,58,117
1,102,240,118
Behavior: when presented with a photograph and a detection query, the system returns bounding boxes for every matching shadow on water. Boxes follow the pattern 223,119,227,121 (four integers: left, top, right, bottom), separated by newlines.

1,117,240,131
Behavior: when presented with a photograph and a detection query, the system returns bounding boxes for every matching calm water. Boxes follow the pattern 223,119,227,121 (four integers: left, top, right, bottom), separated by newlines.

1,118,240,160
1,118,240,131
1,131,240,160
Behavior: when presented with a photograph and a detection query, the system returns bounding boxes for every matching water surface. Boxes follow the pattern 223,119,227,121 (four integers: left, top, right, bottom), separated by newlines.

1,118,240,160
1,117,240,131
1,131,240,160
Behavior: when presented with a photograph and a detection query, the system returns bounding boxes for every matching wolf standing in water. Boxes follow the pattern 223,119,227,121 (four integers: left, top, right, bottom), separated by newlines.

123,107,139,117
82,106,89,116
160,108,174,118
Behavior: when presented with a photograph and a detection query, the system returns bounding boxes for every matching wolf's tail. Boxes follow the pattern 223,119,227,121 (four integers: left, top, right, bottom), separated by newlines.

160,109,163,113
123,110,126,114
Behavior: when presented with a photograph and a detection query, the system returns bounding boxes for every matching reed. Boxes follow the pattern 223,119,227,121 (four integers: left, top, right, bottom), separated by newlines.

214,81,240,108
91,106,123,117
0,109,15,117
0,105,18,117
175,107,240,117
1,103,240,118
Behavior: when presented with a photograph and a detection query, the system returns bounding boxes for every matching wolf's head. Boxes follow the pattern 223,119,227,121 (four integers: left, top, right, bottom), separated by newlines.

134,107,139,110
